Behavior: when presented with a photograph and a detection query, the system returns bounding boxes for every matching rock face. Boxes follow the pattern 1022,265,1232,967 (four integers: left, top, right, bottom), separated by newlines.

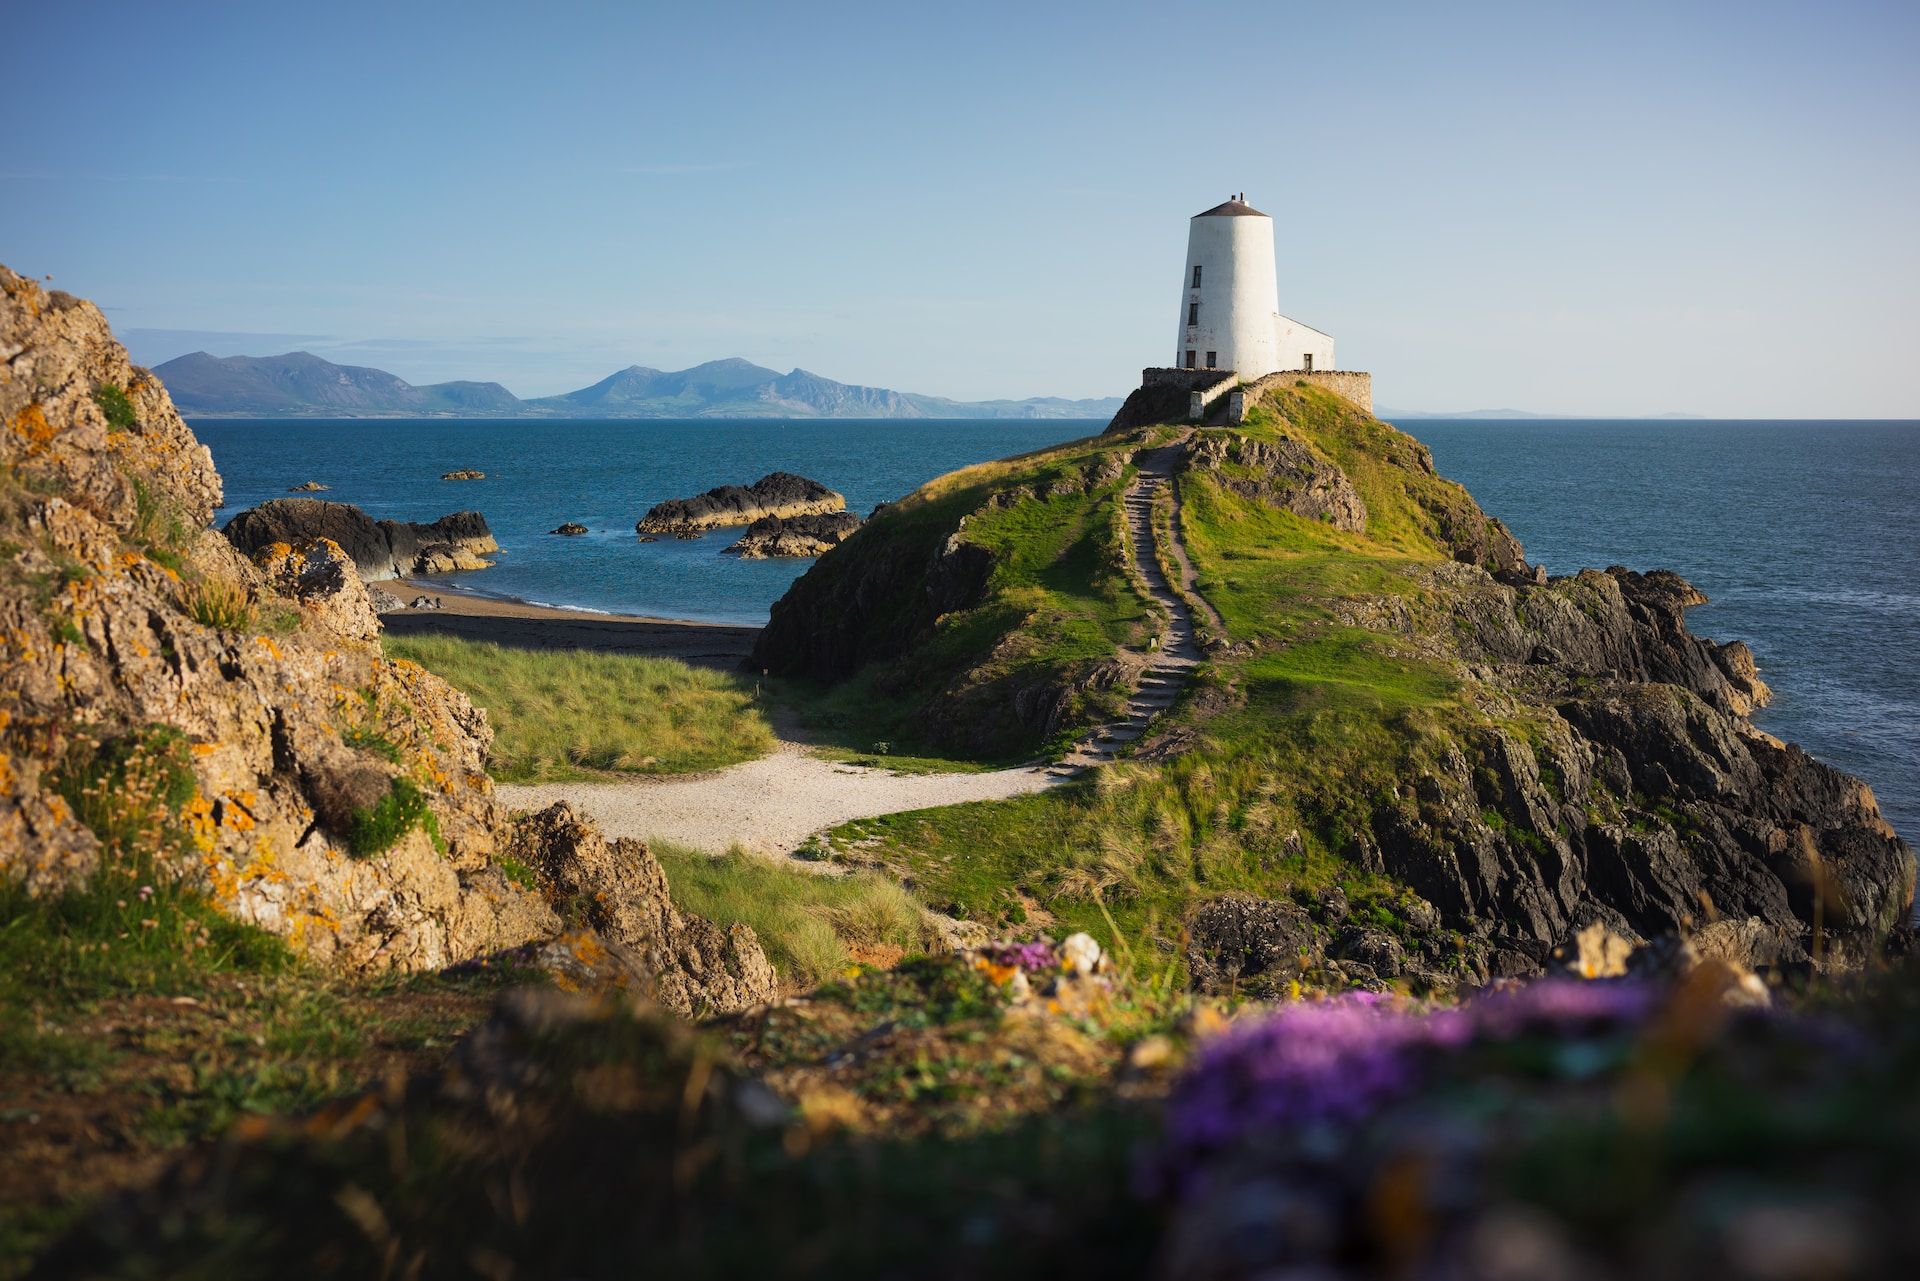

248,538,382,643
221,498,499,581
0,263,774,989
1184,896,1317,995
725,510,861,558
637,471,843,537
503,804,777,1015
1184,432,1367,533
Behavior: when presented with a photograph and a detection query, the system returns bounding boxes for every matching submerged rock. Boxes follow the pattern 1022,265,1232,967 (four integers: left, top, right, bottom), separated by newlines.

637,471,843,537
287,479,328,491
441,468,485,480
551,521,588,536
724,510,860,558
221,497,499,581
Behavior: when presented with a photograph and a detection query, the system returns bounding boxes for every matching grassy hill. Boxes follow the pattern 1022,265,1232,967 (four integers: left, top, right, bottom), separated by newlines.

757,383,1912,976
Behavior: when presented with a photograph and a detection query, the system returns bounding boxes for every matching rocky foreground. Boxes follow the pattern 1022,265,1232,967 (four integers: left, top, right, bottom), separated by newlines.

0,262,771,1003
636,470,844,537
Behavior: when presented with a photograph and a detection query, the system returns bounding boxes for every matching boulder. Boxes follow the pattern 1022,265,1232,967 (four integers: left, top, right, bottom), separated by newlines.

441,469,485,480
725,510,861,558
222,498,498,581
551,522,588,536
249,537,381,642
637,471,844,537
287,480,328,491
1184,896,1318,995
503,803,778,1015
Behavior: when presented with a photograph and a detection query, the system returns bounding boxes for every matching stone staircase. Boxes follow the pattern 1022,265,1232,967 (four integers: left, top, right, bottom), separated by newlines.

1051,443,1208,775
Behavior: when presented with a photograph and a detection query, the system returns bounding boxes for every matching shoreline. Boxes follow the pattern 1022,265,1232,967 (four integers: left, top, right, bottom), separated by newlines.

381,578,762,670
389,577,760,630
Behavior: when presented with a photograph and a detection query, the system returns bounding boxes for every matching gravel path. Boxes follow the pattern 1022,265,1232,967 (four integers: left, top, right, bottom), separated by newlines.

498,440,1218,855
496,744,1055,855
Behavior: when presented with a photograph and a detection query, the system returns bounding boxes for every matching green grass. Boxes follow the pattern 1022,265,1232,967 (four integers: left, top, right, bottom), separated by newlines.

651,842,935,987
91,381,136,431
383,633,775,781
345,776,442,857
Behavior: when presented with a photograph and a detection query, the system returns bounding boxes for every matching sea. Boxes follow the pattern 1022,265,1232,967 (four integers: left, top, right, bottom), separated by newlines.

195,417,1919,843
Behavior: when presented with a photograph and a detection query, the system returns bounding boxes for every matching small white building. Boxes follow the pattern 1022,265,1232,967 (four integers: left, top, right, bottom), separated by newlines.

1175,194,1334,378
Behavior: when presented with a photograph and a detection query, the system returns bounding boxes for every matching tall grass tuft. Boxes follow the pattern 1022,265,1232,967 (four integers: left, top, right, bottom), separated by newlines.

651,842,934,987
383,634,775,781
181,576,254,631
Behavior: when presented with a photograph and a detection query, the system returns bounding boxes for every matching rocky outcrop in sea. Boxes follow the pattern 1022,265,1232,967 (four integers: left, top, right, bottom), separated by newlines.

221,497,499,581
725,510,861,558
637,471,844,537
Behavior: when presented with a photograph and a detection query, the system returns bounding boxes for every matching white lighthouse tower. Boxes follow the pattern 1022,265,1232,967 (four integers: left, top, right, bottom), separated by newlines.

1175,194,1334,378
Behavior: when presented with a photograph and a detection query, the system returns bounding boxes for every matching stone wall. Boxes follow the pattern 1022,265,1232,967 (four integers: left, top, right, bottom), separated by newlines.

1237,369,1373,415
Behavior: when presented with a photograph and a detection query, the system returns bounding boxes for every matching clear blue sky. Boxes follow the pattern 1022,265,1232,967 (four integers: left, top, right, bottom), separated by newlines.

7,0,1917,415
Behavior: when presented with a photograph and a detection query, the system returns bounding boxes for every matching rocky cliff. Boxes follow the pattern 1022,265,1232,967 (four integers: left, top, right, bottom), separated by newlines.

754,387,1913,971
0,264,774,1006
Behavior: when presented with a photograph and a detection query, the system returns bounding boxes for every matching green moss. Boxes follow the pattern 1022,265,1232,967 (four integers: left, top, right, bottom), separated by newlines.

344,777,439,858
91,381,136,431
496,854,537,889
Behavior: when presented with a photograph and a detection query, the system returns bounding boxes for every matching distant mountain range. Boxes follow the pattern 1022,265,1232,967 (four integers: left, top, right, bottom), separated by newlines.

153,352,1124,420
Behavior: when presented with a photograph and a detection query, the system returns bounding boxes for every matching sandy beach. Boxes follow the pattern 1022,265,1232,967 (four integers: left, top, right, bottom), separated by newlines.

379,579,760,670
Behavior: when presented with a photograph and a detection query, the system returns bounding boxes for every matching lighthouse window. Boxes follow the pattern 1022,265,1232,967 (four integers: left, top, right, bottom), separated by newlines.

1192,265,1202,288
1205,351,1217,369
1184,350,1196,369
1187,302,1199,326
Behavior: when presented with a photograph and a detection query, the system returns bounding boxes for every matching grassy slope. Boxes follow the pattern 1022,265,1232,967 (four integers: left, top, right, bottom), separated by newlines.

817,387,1529,956
651,842,936,987
382,634,775,781
775,433,1159,762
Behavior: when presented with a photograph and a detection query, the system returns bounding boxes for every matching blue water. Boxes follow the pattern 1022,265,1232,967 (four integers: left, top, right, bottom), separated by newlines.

197,419,1096,625
194,416,1919,842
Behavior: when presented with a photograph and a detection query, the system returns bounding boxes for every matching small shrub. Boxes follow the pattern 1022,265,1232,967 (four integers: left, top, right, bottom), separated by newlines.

345,778,440,859
497,854,537,889
131,477,192,557
182,576,254,631
92,381,137,431
50,724,198,861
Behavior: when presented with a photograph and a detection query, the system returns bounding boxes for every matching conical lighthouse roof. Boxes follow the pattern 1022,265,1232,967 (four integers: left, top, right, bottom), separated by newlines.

1193,197,1269,218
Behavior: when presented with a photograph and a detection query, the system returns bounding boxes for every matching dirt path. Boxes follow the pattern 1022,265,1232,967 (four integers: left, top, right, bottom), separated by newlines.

498,441,1221,854
496,745,1056,856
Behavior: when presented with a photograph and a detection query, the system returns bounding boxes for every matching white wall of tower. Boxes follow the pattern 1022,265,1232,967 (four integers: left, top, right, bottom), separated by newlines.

1175,213,1282,378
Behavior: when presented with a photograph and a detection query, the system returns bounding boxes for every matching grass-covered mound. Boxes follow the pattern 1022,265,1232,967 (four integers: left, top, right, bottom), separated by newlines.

756,430,1165,759
765,385,1912,982
382,634,775,780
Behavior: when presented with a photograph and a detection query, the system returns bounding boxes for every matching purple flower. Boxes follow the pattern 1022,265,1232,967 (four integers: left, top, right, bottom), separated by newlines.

981,940,1059,974
1151,980,1662,1197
